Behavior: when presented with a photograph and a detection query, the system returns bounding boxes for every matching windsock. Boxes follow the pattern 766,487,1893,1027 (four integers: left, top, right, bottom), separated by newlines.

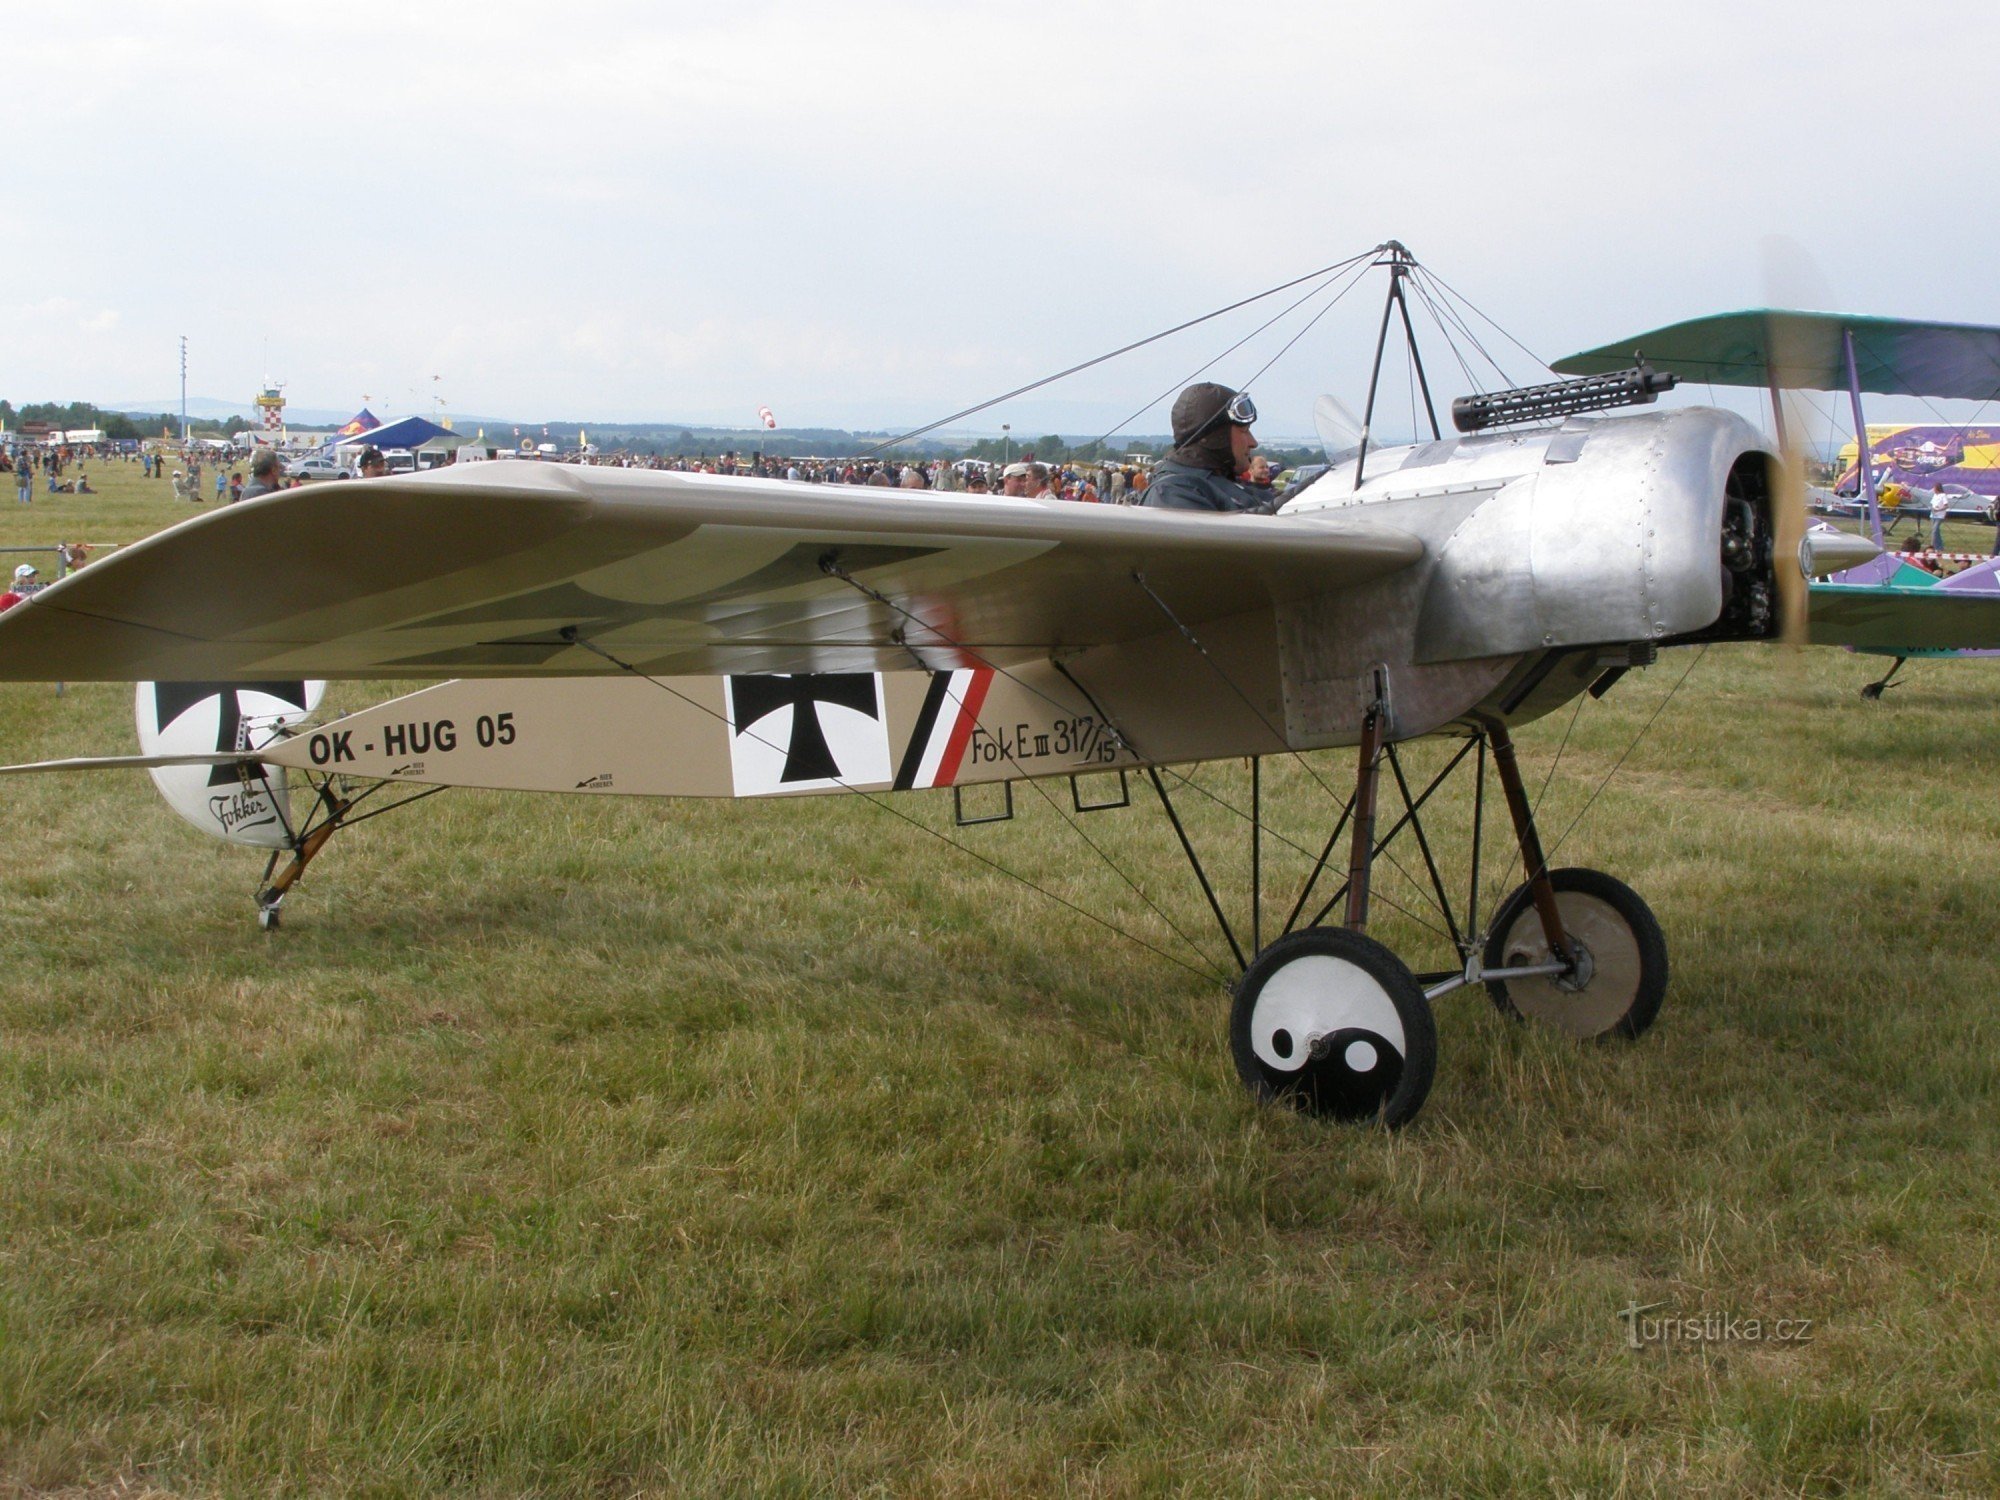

757,405,778,430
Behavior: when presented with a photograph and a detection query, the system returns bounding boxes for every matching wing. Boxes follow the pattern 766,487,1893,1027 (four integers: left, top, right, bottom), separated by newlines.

0,464,1422,682
1555,310,2000,400
1809,582,2000,652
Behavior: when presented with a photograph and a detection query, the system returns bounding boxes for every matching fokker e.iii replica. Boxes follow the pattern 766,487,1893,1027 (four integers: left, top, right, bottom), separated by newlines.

0,250,1919,1128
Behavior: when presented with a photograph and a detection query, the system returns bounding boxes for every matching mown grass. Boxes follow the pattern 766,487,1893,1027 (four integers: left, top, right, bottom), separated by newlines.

1,462,1998,1495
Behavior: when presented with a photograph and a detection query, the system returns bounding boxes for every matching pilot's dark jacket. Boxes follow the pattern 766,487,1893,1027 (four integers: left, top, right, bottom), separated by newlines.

1140,457,1276,514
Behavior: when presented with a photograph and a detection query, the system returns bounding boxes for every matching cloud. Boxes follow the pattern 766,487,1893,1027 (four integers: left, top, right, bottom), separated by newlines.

3,0,1996,427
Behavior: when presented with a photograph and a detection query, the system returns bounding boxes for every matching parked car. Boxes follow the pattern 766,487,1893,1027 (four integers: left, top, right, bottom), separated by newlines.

285,455,353,483
383,449,417,474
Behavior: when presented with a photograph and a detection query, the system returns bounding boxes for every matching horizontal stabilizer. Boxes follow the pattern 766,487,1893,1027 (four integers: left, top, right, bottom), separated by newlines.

0,751,267,777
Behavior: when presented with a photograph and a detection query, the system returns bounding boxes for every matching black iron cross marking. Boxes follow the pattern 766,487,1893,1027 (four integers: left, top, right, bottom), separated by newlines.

730,673,878,783
154,681,310,787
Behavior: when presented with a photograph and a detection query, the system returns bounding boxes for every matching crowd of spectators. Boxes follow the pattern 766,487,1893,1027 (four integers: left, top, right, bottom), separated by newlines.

572,451,1177,503
2,434,1308,509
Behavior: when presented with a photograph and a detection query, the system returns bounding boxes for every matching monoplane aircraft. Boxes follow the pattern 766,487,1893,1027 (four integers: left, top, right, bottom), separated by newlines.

0,247,1902,1128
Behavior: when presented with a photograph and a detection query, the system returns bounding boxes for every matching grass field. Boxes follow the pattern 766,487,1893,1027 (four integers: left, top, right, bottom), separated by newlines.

2,459,1999,1495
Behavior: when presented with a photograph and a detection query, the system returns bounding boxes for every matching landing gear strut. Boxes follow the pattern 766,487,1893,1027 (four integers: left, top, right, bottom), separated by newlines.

245,776,444,930
1860,655,1907,700
254,788,352,931
1171,712,1668,1128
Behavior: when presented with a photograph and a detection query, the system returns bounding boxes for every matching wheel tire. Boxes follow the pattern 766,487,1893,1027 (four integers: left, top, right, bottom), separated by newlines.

1483,867,1666,1041
1230,927,1437,1128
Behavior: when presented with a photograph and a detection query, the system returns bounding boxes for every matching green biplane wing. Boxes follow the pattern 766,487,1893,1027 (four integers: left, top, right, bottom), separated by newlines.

1810,577,2000,653
1555,310,2000,400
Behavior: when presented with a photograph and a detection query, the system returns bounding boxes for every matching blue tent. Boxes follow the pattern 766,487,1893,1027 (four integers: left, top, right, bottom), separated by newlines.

329,415,458,452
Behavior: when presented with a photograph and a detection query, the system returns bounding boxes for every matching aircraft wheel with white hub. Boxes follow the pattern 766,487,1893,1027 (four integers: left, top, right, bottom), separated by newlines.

1230,928,1437,1128
1482,867,1666,1041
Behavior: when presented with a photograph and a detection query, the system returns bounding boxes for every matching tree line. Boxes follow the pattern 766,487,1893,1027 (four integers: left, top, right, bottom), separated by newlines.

0,400,254,440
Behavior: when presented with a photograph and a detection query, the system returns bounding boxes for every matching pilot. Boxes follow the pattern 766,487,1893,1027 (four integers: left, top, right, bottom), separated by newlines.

1142,383,1276,513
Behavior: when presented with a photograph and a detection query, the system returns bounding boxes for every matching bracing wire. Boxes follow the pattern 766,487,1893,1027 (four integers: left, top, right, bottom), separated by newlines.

1542,645,1711,866
563,631,1228,984
864,246,1380,455
1412,263,1550,374
1410,267,1523,390
1087,255,1376,453
1406,274,1484,393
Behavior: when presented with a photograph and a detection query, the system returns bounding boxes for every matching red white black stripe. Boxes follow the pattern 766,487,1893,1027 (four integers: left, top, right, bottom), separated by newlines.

893,668,992,789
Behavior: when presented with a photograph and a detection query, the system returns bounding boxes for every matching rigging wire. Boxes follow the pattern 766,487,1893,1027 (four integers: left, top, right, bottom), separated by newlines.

822,555,1347,870
1086,255,1375,453
1233,258,1379,401
1411,262,1549,375
1406,274,1483,393
864,246,1380,455
1542,645,1711,866
1128,570,1353,814
941,677,1232,975
1409,267,1523,390
559,630,1228,985
823,550,1470,944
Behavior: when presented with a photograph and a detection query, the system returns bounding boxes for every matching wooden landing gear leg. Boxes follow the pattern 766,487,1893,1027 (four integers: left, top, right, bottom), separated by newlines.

254,789,353,930
1479,718,1668,1041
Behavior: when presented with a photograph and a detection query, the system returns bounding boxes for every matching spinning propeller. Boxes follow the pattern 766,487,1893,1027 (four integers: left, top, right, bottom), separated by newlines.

1763,237,1844,647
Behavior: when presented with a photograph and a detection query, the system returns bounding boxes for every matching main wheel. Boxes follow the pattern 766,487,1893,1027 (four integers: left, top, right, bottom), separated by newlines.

1230,927,1437,1128
1482,867,1666,1041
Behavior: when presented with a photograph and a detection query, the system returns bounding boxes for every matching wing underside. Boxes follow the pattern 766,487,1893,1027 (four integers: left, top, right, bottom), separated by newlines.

1554,309,2000,399
0,465,1422,682
1809,584,2000,652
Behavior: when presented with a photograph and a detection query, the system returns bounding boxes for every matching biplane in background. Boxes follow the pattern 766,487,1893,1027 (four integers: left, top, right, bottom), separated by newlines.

1556,310,2000,698
0,248,1934,1129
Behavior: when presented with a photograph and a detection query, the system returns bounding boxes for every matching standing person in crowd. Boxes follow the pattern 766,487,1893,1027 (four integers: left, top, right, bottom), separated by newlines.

1028,463,1057,500
214,468,227,503
934,460,960,493
239,448,285,503
1930,487,1951,552
15,457,30,506
228,471,244,503
1109,466,1129,503
1000,462,1031,497
0,563,40,611
1142,383,1275,514
899,463,925,489
357,447,388,480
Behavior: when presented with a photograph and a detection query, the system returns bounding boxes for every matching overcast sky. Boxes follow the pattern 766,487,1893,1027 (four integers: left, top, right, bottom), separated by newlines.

6,0,1996,440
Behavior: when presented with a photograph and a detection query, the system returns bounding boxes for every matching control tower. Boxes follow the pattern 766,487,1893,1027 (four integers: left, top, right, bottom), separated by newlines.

255,380,286,434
